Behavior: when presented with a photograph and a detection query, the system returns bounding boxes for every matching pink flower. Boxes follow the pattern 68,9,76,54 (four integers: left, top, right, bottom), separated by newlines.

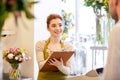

9,48,14,53
6,50,10,54
15,48,20,52
25,57,31,61
22,57,26,62
7,0,16,6
14,49,19,54
2,48,31,64
18,58,22,62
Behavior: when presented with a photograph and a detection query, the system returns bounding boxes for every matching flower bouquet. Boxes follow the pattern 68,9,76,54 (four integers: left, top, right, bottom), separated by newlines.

84,0,109,44
2,48,31,80
84,0,109,13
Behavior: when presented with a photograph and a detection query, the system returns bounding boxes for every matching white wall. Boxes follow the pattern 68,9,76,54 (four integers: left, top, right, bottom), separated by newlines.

34,0,62,42
34,0,62,79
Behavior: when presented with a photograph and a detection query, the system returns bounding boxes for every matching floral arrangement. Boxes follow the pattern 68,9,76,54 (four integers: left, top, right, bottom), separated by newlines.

61,9,74,40
2,48,31,79
2,48,31,64
84,0,109,44
61,0,75,40
0,0,38,36
84,0,109,14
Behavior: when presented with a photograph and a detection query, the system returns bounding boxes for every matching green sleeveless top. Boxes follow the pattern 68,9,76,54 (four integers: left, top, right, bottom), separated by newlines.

37,38,66,80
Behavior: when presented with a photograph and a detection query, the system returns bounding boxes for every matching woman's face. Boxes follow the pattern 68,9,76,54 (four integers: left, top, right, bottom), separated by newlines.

47,18,63,38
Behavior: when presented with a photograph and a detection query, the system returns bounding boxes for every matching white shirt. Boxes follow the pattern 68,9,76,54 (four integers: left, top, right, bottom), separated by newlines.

104,20,120,80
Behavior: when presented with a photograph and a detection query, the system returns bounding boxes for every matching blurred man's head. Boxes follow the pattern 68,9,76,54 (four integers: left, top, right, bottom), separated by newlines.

109,0,120,21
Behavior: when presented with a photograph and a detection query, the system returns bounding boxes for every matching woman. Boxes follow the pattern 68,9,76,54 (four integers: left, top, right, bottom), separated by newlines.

36,14,73,80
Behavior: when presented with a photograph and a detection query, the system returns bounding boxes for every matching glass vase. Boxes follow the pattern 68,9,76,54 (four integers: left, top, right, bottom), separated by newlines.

9,63,21,80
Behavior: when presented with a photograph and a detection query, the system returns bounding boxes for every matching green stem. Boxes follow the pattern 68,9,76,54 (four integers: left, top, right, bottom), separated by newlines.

11,63,19,69
107,12,111,32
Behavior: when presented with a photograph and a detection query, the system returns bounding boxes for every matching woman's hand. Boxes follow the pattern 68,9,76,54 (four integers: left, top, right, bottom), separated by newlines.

48,58,63,67
49,51,53,56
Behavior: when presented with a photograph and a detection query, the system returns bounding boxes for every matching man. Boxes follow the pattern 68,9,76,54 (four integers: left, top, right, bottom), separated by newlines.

103,0,120,80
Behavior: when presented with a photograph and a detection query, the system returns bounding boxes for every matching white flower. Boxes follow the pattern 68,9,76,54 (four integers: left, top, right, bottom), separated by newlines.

15,56,19,60
7,53,14,59
92,2,96,6
99,0,103,3
22,52,26,57
97,0,103,3
25,57,31,61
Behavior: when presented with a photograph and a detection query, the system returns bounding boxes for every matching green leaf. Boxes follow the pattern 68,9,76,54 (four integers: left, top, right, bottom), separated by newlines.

28,1,39,5
24,8,34,19
63,27,68,33
0,11,8,36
